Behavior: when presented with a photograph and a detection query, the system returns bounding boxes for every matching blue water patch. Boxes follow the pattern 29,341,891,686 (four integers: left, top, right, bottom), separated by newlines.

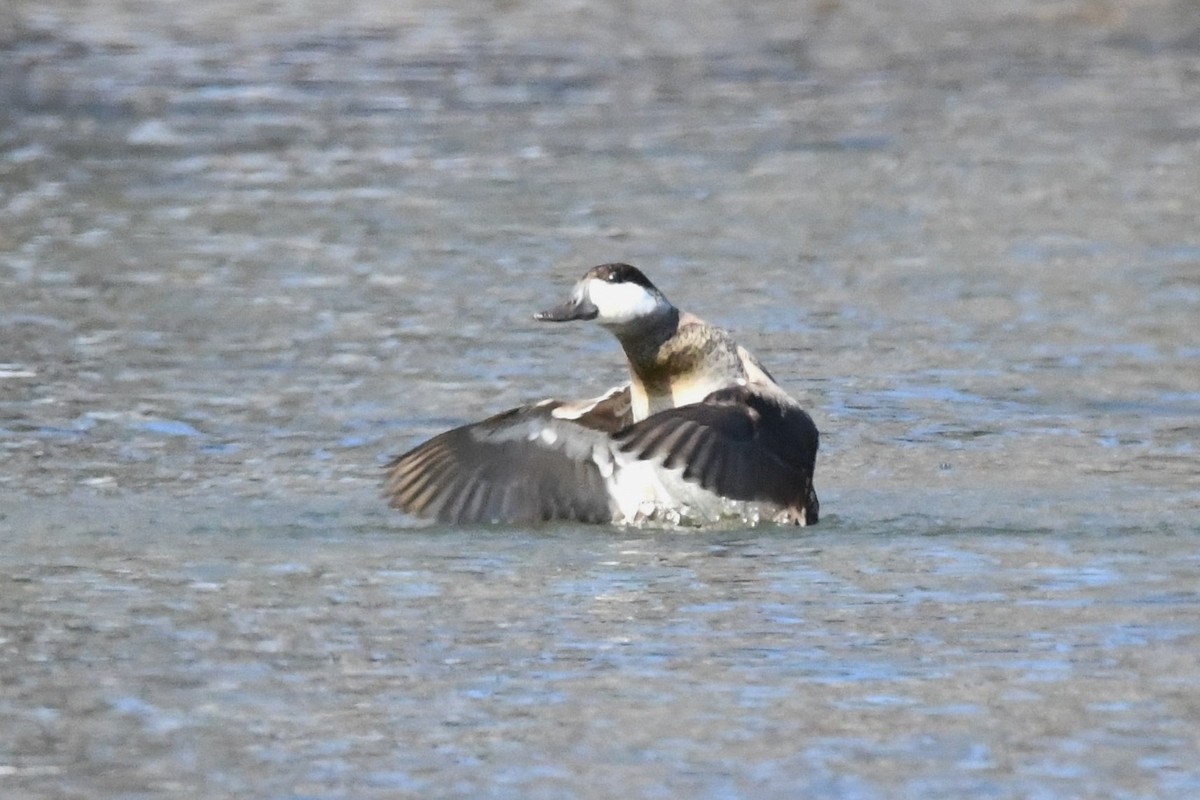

337,434,378,448
1009,237,1111,264
1147,244,1200,263
790,135,895,153
132,419,203,437
31,425,91,440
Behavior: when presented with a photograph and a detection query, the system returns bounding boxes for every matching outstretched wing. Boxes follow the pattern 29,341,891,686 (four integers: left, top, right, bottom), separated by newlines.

385,387,633,524
613,385,819,522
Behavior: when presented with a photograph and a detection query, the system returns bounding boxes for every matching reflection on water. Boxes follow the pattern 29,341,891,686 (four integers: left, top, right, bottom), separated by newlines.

3,0,1200,797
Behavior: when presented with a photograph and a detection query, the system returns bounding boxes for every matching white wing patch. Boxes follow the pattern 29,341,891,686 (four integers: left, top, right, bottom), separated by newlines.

604,450,766,527
591,443,615,478
551,385,626,421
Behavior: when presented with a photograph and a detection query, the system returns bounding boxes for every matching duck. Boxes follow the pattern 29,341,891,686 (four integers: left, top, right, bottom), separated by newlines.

384,263,819,527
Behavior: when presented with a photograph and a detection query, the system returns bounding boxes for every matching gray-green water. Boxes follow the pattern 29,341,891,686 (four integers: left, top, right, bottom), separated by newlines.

2,1,1199,797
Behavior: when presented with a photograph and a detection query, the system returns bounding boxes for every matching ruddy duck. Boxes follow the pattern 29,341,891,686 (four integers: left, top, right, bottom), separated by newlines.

385,263,819,526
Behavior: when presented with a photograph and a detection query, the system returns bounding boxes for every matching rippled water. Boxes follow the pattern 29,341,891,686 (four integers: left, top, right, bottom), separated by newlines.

3,1,1200,797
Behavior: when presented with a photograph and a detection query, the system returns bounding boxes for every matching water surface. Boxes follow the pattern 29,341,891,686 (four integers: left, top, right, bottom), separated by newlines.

2,1,1199,797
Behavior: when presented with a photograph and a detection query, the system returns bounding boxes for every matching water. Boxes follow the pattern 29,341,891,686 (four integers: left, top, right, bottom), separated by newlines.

2,1,1200,797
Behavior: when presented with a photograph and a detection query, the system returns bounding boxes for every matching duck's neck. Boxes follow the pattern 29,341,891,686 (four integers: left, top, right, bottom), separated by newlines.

608,307,679,369
610,308,746,421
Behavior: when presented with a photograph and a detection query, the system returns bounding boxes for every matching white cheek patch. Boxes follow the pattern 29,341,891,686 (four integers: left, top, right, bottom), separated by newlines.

586,278,660,325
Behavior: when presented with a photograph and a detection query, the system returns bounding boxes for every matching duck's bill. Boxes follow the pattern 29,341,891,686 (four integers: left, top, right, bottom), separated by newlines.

533,296,598,322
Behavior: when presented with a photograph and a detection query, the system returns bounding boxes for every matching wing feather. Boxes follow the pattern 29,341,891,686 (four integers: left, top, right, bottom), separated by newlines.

661,421,705,470
385,387,634,524
615,385,819,520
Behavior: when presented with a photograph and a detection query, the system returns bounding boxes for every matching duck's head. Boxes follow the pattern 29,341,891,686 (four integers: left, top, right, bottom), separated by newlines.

535,263,673,331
